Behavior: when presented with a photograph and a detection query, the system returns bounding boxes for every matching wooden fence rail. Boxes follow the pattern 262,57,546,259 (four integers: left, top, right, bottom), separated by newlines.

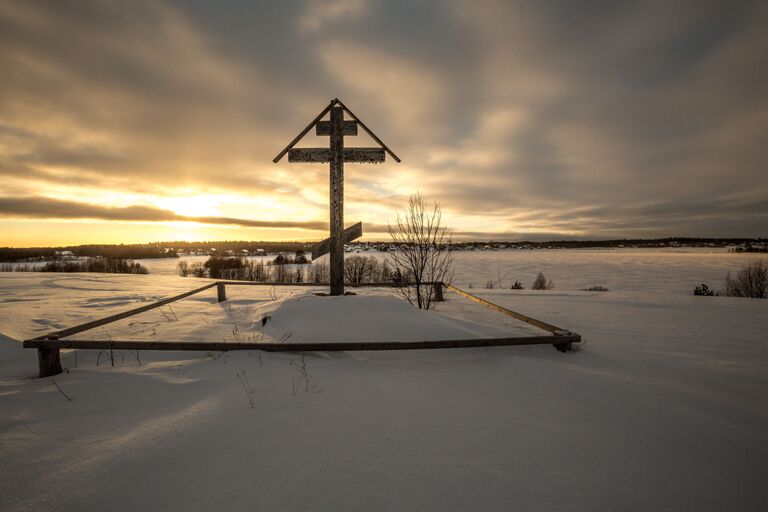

443,284,570,335
30,283,218,341
24,334,581,353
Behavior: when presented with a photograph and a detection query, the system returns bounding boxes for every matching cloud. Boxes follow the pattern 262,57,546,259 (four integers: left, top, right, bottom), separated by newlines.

0,196,328,231
0,0,767,243
297,0,368,33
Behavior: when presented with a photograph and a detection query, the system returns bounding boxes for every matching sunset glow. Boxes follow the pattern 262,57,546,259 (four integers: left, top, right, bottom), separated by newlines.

1,1,766,246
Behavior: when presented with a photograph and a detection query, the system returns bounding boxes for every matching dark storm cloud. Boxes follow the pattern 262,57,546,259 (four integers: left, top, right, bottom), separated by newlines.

0,0,766,238
0,196,328,231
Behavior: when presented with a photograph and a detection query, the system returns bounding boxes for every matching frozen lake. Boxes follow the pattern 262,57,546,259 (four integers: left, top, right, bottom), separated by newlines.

136,248,762,296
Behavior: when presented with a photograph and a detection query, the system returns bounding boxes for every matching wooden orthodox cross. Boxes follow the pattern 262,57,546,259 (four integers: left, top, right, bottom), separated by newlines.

273,98,400,296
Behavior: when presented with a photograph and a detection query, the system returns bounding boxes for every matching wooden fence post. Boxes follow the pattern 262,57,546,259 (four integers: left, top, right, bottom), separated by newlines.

217,282,227,302
37,345,62,378
433,282,444,302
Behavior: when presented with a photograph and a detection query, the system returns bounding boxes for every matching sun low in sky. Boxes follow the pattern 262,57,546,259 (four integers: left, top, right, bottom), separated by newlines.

1,0,767,246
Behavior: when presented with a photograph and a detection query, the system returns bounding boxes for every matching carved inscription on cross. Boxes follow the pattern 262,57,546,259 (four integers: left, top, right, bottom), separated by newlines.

273,98,400,296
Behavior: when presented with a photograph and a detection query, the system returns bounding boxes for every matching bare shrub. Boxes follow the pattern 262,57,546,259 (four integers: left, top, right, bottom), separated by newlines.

189,261,206,278
693,284,714,296
41,258,148,274
289,356,313,395
510,280,524,290
722,259,767,298
244,259,270,282
380,260,393,283
532,272,554,290
177,261,189,277
309,260,329,283
205,256,246,280
583,285,609,292
344,255,380,284
270,252,308,265
271,263,291,283
236,370,256,409
387,193,454,310
0,262,36,272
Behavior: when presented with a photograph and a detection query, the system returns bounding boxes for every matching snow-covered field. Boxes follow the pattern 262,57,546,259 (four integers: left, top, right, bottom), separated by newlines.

1,251,767,511
139,247,759,295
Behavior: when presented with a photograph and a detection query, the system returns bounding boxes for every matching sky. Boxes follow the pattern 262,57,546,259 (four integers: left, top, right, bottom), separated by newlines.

1,0,767,246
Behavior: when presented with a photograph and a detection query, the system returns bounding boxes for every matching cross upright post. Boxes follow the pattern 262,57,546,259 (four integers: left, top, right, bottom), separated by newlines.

273,98,400,297
329,105,345,295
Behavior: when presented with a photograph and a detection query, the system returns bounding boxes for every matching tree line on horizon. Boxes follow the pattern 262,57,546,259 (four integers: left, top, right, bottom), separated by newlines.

2,238,765,263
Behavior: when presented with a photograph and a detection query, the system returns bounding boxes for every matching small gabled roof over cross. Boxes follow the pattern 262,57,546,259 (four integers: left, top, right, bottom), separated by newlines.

272,98,401,163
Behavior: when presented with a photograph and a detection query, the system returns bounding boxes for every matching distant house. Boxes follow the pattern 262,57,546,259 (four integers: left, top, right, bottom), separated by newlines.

54,250,76,260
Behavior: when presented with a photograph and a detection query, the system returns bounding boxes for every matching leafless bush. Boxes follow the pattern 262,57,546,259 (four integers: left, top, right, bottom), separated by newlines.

289,356,309,395
484,280,496,289
387,193,454,309
693,284,715,296
510,280,524,290
309,260,329,283
158,305,178,322
0,263,36,272
40,258,148,274
248,260,269,282
177,261,189,277
344,255,380,284
205,256,248,280
189,261,206,278
271,263,291,283
722,259,767,298
236,370,256,409
583,285,609,292
532,272,554,290
380,260,394,282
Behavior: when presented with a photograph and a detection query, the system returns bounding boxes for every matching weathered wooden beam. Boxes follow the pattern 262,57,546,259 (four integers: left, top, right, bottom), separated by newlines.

311,222,363,259
343,148,385,163
288,148,331,163
24,334,582,353
288,147,385,163
31,283,218,341
316,120,357,136
433,282,444,302
329,105,345,296
217,282,227,303
444,284,573,336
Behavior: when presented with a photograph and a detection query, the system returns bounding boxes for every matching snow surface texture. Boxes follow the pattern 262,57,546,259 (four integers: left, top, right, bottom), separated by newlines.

1,263,768,511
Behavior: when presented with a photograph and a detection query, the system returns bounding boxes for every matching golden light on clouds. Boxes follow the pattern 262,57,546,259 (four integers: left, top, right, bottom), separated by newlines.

0,0,766,246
